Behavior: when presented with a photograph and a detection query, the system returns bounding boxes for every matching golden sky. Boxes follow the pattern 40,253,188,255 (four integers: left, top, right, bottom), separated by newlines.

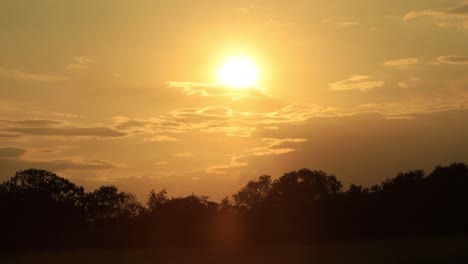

1,0,468,200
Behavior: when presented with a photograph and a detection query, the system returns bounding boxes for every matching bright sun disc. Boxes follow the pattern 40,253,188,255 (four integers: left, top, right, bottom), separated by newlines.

218,57,258,88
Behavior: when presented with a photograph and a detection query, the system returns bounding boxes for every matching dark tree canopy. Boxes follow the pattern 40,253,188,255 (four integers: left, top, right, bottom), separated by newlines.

1,163,468,250
233,175,272,210
270,168,342,202
1,169,84,204
146,189,168,214
85,185,143,222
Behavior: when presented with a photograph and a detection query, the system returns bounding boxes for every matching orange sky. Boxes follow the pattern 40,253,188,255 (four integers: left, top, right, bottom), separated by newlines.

1,0,468,200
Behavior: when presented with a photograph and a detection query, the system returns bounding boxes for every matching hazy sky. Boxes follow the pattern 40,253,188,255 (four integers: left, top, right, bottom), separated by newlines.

1,0,467,200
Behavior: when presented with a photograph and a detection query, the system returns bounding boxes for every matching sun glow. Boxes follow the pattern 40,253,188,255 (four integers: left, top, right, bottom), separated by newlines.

218,57,259,88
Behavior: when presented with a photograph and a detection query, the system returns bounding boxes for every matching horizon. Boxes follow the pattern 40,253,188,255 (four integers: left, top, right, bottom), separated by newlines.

1,0,468,202
1,162,462,202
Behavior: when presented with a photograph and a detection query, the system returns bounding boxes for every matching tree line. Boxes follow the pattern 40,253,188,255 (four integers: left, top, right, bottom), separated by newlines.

1,163,467,250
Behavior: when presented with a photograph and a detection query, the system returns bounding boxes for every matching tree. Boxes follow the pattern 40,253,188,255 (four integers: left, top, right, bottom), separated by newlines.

0,169,87,249
85,186,143,222
232,175,272,210
146,189,168,214
219,196,234,212
1,168,84,204
271,168,342,203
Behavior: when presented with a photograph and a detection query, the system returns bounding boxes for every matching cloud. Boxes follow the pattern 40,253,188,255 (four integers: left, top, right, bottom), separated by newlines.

0,133,21,139
165,105,331,137
246,138,308,157
66,56,93,71
384,58,420,67
0,146,116,176
196,106,233,117
0,119,127,139
0,68,68,82
201,126,256,138
1,119,65,127
437,55,468,64
335,22,360,28
404,2,468,29
321,19,360,28
204,156,248,175
169,82,270,98
113,104,344,140
397,77,421,88
144,135,179,142
0,157,116,173
36,158,116,171
0,56,92,84
404,2,468,20
4,126,126,138
173,152,194,157
112,86,468,143
29,111,83,119
355,89,468,117
204,138,307,175
113,117,154,132
237,5,263,15
236,6,290,28
0,147,27,159
398,82,409,88
329,75,384,91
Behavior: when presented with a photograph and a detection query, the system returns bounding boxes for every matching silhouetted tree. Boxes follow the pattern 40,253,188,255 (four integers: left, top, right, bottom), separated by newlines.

233,175,272,211
146,189,168,215
0,169,86,249
1,163,467,250
270,168,342,203
1,169,85,204
219,196,234,212
85,185,143,223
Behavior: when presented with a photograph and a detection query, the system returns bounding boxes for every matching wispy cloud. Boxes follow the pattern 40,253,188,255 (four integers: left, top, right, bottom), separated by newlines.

4,126,126,138
29,111,83,119
0,56,93,83
236,5,263,15
384,58,420,67
329,75,384,91
112,104,343,140
0,119,127,139
204,138,307,175
0,68,68,82
246,138,308,157
404,1,468,30
66,56,93,71
0,147,27,159
173,152,194,157
144,135,179,142
437,55,468,64
0,146,116,173
204,156,248,175
34,157,116,171
356,88,468,117
169,82,270,98
321,19,360,28
235,5,290,28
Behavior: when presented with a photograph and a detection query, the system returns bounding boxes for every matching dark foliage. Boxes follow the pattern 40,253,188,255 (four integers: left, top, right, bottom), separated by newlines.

1,163,468,250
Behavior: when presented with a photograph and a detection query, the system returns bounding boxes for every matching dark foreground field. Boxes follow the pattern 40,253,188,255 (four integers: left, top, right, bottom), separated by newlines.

1,236,467,264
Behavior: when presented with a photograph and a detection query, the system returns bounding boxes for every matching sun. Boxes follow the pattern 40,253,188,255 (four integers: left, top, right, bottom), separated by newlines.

218,56,259,88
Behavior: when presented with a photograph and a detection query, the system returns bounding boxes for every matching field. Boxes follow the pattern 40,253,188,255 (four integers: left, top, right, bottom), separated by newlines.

1,236,467,264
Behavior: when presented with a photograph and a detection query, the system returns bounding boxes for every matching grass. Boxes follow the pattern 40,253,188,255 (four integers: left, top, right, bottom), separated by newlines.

1,236,467,264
